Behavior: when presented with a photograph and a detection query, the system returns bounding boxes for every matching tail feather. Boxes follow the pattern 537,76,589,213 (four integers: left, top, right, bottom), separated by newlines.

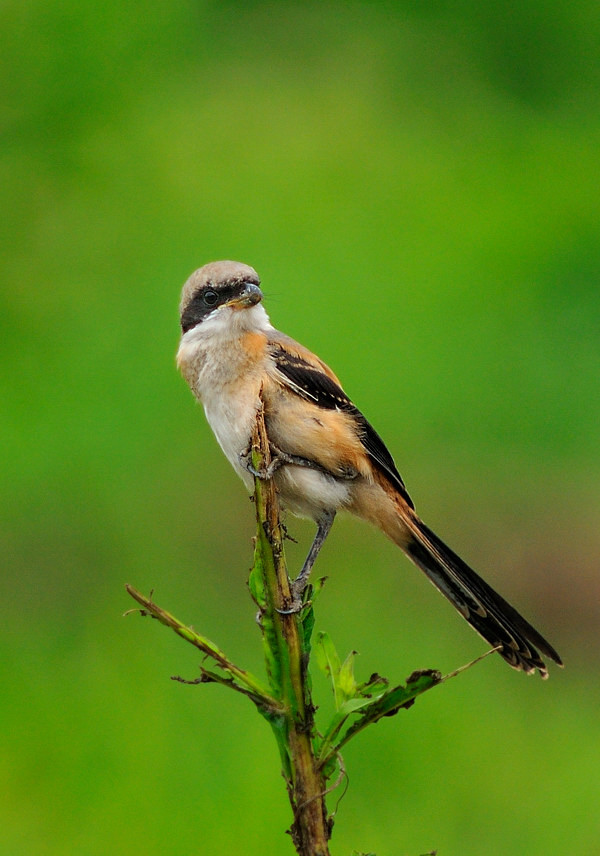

403,517,563,678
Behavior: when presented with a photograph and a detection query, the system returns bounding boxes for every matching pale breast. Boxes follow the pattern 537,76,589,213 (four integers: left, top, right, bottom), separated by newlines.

177,318,268,491
202,384,261,489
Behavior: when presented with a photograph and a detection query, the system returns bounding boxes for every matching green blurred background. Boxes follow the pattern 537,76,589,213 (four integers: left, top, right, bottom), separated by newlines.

2,1,599,853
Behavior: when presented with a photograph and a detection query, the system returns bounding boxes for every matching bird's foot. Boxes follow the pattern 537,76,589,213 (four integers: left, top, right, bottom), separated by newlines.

239,443,283,480
275,579,311,615
240,442,325,480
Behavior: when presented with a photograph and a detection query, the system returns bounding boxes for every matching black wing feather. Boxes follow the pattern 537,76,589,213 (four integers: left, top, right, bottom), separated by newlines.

271,344,414,509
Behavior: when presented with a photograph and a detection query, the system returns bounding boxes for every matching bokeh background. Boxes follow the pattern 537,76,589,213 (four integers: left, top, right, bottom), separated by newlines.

2,2,599,854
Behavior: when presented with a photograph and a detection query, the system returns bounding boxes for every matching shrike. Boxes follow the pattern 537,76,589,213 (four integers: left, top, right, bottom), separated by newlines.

177,260,562,678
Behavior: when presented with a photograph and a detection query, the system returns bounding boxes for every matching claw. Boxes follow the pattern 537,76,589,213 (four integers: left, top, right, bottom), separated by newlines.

240,442,326,481
275,600,304,615
275,586,310,615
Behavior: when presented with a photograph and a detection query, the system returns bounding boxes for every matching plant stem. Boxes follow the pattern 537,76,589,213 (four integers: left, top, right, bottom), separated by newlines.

252,398,331,856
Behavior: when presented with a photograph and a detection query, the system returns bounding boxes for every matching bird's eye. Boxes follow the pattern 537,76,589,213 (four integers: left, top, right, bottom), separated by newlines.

203,289,218,306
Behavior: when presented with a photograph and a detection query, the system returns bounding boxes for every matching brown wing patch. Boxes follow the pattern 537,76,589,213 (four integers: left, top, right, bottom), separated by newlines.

266,332,414,508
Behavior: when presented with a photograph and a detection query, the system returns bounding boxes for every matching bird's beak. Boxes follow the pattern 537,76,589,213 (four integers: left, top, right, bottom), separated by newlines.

226,281,263,309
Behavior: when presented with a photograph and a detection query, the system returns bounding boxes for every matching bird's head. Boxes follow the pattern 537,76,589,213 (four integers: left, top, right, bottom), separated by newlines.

179,260,264,334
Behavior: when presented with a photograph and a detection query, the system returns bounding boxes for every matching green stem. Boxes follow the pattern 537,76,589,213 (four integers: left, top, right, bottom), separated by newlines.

251,398,331,856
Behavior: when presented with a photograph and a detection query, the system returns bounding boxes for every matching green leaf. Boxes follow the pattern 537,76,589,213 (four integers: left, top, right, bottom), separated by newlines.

266,713,292,782
249,530,284,699
315,631,343,707
299,577,326,652
364,669,441,718
309,575,327,603
248,541,266,610
317,695,376,759
316,669,442,769
355,672,389,697
338,650,358,702
336,669,441,756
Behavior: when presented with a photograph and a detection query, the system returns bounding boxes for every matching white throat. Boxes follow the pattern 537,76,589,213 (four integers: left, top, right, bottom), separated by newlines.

176,302,272,392
187,301,271,342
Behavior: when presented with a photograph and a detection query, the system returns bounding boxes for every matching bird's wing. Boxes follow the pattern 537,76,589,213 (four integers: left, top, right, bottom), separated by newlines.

267,333,414,509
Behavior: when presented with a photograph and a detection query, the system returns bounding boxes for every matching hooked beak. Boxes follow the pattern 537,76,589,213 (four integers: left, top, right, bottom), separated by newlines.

225,281,263,309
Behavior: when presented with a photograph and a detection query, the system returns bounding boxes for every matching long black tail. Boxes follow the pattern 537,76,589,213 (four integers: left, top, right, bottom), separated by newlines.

403,516,563,678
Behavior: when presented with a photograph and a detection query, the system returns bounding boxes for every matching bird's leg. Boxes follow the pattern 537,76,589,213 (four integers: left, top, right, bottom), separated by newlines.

294,510,336,593
278,510,336,614
240,441,336,481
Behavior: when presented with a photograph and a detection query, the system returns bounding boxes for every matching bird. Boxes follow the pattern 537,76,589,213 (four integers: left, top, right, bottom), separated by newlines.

177,260,563,678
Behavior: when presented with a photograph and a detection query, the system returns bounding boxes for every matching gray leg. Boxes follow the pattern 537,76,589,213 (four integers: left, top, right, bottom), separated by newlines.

278,510,336,613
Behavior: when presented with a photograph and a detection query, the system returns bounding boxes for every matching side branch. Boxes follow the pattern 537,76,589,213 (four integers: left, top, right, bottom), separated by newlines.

124,584,280,712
